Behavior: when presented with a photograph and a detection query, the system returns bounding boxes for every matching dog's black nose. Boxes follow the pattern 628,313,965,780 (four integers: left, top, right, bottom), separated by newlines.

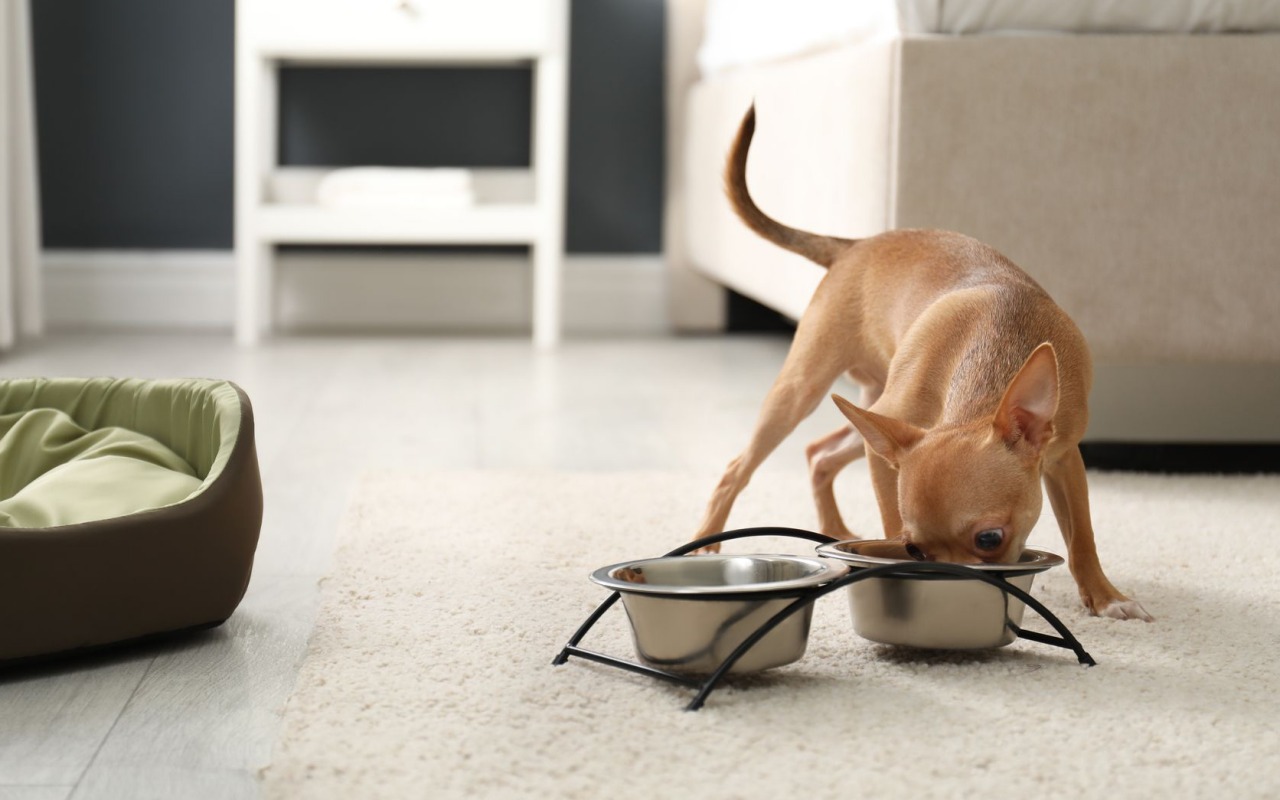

905,542,927,561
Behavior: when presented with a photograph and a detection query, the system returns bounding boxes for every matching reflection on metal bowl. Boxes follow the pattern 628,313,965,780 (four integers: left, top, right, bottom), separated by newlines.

816,539,1065,649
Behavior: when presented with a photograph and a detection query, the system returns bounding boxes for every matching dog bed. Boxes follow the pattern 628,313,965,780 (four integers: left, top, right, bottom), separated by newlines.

0,377,263,665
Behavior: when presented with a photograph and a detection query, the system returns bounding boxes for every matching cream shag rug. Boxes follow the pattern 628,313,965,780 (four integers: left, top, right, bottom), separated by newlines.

263,470,1280,799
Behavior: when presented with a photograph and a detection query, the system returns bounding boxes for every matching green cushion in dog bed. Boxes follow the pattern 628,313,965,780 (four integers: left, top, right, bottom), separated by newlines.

0,378,262,665
0,408,203,528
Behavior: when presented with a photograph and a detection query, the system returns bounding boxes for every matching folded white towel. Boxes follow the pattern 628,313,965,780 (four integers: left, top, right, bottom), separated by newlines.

316,167,475,210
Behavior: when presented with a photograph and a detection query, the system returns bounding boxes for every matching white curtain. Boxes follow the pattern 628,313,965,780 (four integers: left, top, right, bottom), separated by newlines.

1,0,41,351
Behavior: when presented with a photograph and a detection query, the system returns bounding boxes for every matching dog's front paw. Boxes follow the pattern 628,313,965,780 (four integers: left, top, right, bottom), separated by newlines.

687,542,722,556
1079,584,1154,621
1098,598,1154,622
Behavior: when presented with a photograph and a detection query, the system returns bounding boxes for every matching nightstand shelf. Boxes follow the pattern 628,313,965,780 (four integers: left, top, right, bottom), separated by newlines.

234,0,569,346
256,168,542,244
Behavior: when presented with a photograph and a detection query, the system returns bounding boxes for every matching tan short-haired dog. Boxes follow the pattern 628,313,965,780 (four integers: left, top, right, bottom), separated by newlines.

694,107,1150,621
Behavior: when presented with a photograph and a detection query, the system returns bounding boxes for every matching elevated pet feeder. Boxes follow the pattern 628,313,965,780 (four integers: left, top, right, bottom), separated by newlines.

553,527,1094,711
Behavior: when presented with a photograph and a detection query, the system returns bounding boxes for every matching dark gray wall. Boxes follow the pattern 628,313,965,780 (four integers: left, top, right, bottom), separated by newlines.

32,1,235,249
31,0,665,253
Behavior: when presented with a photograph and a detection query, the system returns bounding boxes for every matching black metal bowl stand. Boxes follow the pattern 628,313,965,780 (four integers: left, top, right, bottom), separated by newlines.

552,527,1095,711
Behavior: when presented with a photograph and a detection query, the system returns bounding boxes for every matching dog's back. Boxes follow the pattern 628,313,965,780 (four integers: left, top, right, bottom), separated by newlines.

724,106,1091,433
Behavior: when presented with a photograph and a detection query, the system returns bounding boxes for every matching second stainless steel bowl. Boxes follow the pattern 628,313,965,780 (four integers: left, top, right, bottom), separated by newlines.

590,554,849,674
816,539,1065,649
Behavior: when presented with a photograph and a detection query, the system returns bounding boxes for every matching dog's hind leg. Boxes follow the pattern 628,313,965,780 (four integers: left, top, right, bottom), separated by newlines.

691,355,848,552
806,383,881,538
806,425,864,538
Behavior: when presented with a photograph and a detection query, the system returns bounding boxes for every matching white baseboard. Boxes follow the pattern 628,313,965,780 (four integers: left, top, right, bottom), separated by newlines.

42,250,670,335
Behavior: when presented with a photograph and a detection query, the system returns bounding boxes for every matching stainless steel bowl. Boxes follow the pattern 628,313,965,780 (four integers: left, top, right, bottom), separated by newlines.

816,540,1065,650
590,554,849,674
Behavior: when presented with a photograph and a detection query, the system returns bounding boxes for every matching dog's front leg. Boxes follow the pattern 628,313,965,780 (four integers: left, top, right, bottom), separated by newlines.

866,450,904,540
1043,446,1153,621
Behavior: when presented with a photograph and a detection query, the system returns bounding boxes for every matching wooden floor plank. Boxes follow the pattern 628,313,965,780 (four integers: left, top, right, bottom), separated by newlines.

0,656,150,787
0,786,73,800
69,578,317,800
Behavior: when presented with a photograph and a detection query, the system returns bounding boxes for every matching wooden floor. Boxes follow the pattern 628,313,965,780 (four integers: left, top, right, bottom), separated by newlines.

0,332,850,800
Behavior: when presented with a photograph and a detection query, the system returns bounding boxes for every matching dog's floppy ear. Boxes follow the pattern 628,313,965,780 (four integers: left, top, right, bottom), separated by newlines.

831,394,924,467
994,342,1059,455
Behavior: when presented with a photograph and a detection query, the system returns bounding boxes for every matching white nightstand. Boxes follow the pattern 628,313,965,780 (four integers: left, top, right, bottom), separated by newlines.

234,0,570,347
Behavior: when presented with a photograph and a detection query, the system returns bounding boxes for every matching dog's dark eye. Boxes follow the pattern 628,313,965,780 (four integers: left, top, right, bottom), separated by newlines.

975,529,1004,551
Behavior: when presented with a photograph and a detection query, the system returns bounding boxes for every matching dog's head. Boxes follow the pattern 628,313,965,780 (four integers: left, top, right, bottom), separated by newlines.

832,343,1060,565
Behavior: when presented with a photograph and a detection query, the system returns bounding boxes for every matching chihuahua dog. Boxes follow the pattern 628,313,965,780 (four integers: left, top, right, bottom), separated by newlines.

693,106,1150,621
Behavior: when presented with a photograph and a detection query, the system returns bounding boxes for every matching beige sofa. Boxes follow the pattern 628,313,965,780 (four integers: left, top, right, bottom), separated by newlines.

665,3,1280,442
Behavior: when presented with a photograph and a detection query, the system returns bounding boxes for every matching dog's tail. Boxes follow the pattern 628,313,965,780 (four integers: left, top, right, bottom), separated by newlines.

724,105,857,268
